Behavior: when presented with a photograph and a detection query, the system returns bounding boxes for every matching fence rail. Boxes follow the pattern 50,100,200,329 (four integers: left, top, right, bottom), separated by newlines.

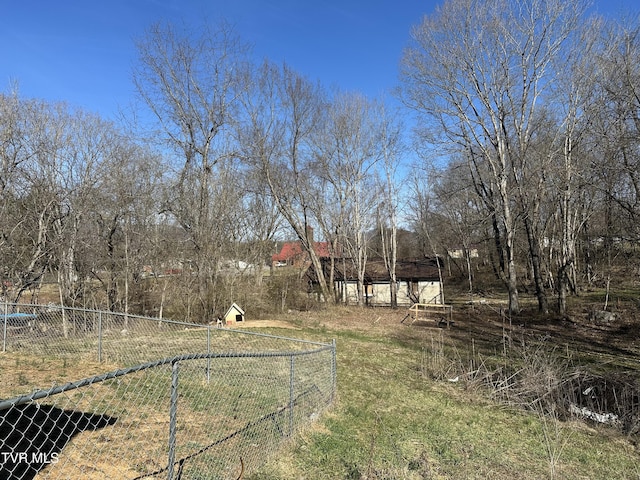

0,303,336,479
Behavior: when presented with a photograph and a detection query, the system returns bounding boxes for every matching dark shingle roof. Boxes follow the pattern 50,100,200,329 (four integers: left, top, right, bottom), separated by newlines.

309,258,441,283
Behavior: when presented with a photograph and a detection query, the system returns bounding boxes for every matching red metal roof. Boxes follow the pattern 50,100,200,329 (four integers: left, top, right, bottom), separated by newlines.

272,241,332,262
314,241,331,258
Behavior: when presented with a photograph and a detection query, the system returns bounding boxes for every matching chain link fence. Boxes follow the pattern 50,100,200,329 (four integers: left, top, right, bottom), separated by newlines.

0,303,336,479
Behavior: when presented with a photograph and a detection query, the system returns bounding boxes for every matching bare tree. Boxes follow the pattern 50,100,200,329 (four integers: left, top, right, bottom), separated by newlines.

591,19,640,243
429,160,486,298
0,92,49,302
312,93,394,306
87,136,163,314
50,111,123,311
0,88,28,199
239,61,332,303
0,93,139,313
401,0,590,313
235,170,283,288
134,20,249,320
375,108,403,308
12,100,90,309
546,17,603,315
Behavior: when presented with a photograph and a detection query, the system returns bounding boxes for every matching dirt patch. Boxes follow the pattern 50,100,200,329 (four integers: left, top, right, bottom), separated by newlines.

230,319,301,329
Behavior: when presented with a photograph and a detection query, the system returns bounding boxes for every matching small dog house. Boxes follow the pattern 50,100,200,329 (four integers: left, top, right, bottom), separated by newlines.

223,303,245,325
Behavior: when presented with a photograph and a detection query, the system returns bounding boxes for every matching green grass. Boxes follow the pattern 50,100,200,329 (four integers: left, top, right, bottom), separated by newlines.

4,304,639,479
250,325,640,480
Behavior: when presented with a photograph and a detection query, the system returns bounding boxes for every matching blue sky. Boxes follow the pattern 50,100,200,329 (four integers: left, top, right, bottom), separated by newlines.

1,0,637,120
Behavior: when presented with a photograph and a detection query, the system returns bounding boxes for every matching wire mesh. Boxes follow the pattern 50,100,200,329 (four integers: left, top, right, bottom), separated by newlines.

1,303,336,479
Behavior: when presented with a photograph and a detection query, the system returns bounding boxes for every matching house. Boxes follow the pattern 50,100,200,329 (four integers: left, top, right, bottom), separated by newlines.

447,246,479,259
307,258,444,307
223,303,245,325
271,240,332,268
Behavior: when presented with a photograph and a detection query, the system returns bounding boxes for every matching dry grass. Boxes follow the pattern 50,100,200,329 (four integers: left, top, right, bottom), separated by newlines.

250,302,640,479
4,294,640,479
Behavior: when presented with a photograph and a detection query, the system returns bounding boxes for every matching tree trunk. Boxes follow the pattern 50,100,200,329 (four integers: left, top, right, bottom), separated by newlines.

523,216,549,313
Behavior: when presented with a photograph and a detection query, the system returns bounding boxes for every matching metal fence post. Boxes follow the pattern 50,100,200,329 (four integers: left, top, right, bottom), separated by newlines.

98,311,103,363
206,326,211,384
331,339,337,402
289,355,295,436
167,360,180,480
2,301,7,353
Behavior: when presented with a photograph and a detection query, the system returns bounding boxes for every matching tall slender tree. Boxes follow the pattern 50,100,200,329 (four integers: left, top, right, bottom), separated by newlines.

401,0,590,313
239,61,333,302
312,93,395,306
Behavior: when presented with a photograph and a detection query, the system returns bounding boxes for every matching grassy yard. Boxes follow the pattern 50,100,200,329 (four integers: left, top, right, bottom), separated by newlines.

249,308,640,480
3,299,639,479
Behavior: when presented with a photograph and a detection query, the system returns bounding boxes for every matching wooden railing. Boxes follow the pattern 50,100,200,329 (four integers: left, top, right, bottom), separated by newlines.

401,303,453,328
